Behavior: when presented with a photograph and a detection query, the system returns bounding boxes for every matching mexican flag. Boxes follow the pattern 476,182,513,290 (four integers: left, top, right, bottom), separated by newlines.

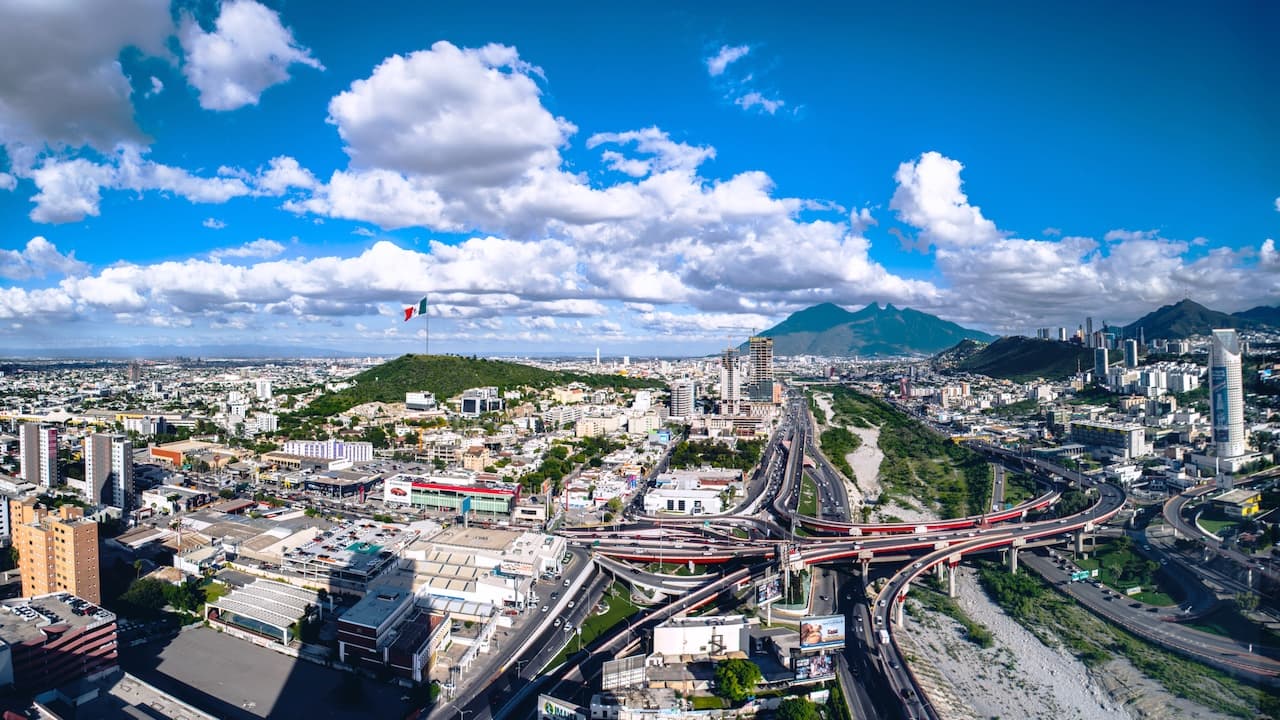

403,295,428,321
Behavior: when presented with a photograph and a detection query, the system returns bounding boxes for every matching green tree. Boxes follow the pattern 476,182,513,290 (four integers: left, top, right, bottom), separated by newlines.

606,497,623,513
118,578,169,617
776,698,821,720
218,488,236,499
713,658,761,702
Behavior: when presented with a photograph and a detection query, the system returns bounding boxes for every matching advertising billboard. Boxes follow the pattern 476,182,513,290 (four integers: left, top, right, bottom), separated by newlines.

755,575,781,605
384,477,413,504
538,694,585,720
799,615,846,650
793,653,835,681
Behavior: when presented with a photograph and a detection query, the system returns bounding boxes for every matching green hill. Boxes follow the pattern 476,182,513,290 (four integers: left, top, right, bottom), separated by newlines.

748,302,995,357
956,337,1093,381
295,354,662,417
1122,299,1261,339
931,338,988,369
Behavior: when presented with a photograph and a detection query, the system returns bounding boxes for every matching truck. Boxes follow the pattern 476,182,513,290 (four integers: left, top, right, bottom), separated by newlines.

879,629,890,645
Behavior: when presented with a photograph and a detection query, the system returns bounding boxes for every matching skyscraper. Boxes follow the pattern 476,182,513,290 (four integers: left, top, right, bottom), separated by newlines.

84,433,133,510
11,497,101,603
719,348,740,412
1093,347,1109,385
669,380,696,420
1085,317,1094,347
747,336,775,403
255,378,273,401
1210,329,1245,459
19,424,58,489
1123,339,1139,369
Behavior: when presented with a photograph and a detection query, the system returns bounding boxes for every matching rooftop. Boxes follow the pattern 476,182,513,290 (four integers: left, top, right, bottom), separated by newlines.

285,519,416,575
429,525,522,552
338,587,413,631
207,579,318,631
0,593,115,646
1215,488,1261,505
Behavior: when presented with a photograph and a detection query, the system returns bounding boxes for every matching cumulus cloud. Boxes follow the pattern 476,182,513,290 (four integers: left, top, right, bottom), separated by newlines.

203,217,226,229
587,127,715,177
890,151,1001,250
0,172,16,191
179,0,323,111
1275,196,1279,212
146,76,164,98
734,92,784,114
706,45,750,77
0,237,88,280
253,155,319,195
28,158,114,223
209,239,285,260
0,0,172,156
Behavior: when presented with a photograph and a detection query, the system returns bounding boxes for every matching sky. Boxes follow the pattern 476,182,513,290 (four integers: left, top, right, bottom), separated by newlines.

0,0,1277,356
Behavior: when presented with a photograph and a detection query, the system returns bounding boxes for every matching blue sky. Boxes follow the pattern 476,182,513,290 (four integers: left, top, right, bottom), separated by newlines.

0,0,1277,355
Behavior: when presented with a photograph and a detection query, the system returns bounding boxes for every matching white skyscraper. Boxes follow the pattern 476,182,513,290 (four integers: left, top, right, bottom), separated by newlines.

255,378,273,401
719,349,740,412
1209,329,1245,459
669,381,696,420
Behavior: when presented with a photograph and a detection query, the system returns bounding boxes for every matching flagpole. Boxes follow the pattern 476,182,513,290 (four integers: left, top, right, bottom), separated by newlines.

424,291,428,357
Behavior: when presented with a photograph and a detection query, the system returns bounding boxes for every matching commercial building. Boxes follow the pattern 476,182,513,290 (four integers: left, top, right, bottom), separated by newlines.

641,470,741,516
1210,329,1246,459
281,439,374,463
1211,489,1261,519
652,615,751,660
0,593,118,695
383,473,519,517
204,579,319,645
84,433,133,511
460,387,504,417
139,485,211,514
405,391,437,411
1069,419,1148,459
1093,348,1109,385
719,349,740,412
11,498,101,603
19,424,58,489
1124,339,1139,369
280,519,417,593
336,587,451,684
668,381,695,421
747,336,774,403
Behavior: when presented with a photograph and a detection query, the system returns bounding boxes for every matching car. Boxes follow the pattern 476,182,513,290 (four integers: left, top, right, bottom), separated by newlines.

631,567,641,574
564,578,571,587
819,595,829,601
1129,602,1141,609
551,591,560,598
878,600,885,608
553,618,562,627
913,562,922,568
541,605,549,612
567,600,575,609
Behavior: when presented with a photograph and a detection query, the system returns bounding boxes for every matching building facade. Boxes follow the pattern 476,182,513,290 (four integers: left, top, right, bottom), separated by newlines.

281,439,374,463
10,498,101,603
1093,348,1109,384
19,424,58,489
747,336,774,403
84,433,133,510
1209,329,1245,459
668,381,695,420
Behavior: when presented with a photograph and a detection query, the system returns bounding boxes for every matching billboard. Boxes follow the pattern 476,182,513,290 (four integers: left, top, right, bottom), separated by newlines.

756,575,781,605
800,615,846,650
538,695,585,720
793,653,835,681
601,656,647,691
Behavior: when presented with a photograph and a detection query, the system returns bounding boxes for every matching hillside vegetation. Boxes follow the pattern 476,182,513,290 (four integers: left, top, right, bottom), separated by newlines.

824,387,989,517
294,354,662,417
956,336,1093,381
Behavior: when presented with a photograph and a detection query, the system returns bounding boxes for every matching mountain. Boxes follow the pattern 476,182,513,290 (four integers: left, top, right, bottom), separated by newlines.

955,336,1094,381
931,338,988,369
749,302,996,357
1233,305,1280,327
1121,299,1267,339
296,354,663,417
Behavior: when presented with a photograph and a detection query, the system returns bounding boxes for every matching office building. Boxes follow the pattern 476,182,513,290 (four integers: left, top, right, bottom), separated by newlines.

1123,339,1138,369
460,387,504,417
1093,348,1109,384
11,498,101,603
405,391,437,411
719,349,740,411
84,433,133,510
669,381,696,420
19,424,58,489
1085,317,1094,347
1069,420,1148,459
1210,329,1245,458
255,378,273,401
281,439,374,463
1057,327,1068,342
747,336,775,403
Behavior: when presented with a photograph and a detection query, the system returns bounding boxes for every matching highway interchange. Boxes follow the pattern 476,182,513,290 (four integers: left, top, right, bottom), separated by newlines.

434,392,1279,719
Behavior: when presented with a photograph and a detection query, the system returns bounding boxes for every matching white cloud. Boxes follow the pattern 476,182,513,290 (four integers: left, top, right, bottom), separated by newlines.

28,157,114,223
326,41,572,184
0,0,172,156
146,76,164,98
587,127,715,177
1275,196,1279,212
254,155,319,195
890,151,1001,250
0,237,88,280
209,239,285,260
706,45,750,77
352,227,376,237
203,217,226,229
179,0,323,111
0,172,15,191
734,92,784,115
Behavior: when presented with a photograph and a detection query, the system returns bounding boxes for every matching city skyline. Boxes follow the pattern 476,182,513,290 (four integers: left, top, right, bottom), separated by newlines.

0,1,1277,356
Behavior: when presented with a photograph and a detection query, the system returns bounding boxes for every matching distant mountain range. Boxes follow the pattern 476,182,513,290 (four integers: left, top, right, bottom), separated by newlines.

948,337,1094,382
747,302,996,357
1122,299,1280,339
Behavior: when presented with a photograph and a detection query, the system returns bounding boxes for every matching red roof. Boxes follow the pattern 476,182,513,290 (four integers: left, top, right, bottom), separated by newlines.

408,481,516,497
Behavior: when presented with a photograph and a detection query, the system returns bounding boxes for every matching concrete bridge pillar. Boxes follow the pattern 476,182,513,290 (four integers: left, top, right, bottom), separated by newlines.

948,562,959,598
935,562,945,582
860,558,870,577
1075,532,1086,556
893,597,905,627
1008,546,1019,574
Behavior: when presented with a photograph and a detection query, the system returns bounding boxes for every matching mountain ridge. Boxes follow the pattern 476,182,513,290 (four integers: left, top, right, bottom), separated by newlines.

747,302,996,356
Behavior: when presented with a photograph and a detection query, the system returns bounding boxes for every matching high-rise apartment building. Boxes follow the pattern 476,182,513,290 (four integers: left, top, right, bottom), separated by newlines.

747,336,774,403
1123,339,1139,369
18,424,58,489
669,381,696,420
1085,317,1094,347
1210,329,1245,459
256,378,273,401
10,498,100,603
85,433,133,510
719,348,740,412
1093,348,1109,385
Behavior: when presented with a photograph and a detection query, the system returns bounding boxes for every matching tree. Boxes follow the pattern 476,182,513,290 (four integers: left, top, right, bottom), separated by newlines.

712,658,761,702
606,497,623,513
118,578,169,617
218,488,236,499
776,698,820,720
